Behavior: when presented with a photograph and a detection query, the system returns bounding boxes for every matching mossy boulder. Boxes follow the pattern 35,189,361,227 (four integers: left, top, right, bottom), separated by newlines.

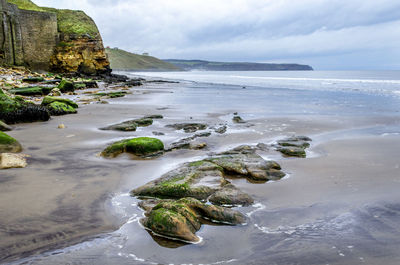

9,86,53,96
0,131,22,153
41,96,78,108
0,89,50,124
41,96,78,116
22,77,44,83
101,137,164,158
57,80,74,93
140,197,246,243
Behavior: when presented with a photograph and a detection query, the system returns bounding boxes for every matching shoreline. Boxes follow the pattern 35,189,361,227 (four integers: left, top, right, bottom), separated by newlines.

1,72,400,264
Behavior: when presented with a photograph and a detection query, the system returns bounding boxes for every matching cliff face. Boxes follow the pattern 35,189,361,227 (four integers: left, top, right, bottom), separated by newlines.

0,0,110,75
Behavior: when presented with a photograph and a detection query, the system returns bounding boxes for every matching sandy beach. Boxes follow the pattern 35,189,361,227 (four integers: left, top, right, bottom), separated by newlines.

1,74,400,264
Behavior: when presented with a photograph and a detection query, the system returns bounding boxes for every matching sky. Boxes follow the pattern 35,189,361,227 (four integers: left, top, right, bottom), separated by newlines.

34,0,400,70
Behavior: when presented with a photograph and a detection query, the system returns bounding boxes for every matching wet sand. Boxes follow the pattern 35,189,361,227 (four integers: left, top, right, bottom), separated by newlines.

1,80,400,264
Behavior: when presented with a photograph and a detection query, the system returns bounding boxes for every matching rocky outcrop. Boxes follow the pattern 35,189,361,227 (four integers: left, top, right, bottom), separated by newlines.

0,0,110,75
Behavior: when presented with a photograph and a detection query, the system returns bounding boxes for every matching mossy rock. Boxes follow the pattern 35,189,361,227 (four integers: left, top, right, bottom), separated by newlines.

0,89,50,124
73,83,86,90
22,77,45,83
94,91,127,98
100,117,154,131
0,131,22,153
277,146,306,158
276,135,312,158
9,86,53,96
42,96,78,108
232,115,245,123
140,197,246,243
47,102,77,116
101,137,164,158
166,123,207,133
57,80,74,93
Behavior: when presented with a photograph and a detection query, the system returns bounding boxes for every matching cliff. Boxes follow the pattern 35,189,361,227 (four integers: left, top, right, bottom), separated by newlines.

0,0,110,75
106,48,181,71
164,59,313,71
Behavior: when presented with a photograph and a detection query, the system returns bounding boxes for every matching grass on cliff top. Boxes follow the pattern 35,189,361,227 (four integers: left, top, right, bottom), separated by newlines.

106,48,181,71
7,0,46,12
42,8,99,35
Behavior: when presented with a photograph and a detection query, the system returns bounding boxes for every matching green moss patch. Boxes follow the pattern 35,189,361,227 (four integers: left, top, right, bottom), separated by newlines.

57,80,74,93
9,86,52,96
42,96,78,108
7,0,46,12
0,131,22,153
101,137,164,158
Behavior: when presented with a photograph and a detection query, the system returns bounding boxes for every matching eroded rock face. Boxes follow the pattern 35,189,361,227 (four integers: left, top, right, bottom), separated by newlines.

139,197,246,242
50,35,110,75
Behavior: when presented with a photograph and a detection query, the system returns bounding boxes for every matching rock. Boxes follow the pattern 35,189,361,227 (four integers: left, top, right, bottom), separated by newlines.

41,96,78,116
0,121,12,131
277,146,306,158
124,80,142,87
49,88,62,96
101,137,164,158
140,197,245,243
22,77,44,83
100,117,154,131
43,79,62,85
165,132,211,151
275,135,312,158
57,80,74,93
58,124,65,129
152,131,165,136
190,142,207,150
0,153,29,169
0,90,50,124
94,91,127,98
144,114,163,119
214,125,227,134
83,80,98,88
232,115,245,123
0,131,22,153
208,184,254,206
9,86,53,96
73,82,86,90
166,123,207,133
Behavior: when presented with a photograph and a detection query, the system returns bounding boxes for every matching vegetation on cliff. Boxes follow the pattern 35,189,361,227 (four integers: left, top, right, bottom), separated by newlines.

106,48,181,71
6,0,45,12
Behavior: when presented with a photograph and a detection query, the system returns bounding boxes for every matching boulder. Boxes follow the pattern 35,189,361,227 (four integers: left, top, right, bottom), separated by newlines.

232,115,245,123
41,96,78,116
140,197,246,242
0,153,29,169
48,88,62,96
101,137,164,158
0,132,22,153
22,77,44,83
9,86,53,96
57,80,74,93
0,90,50,124
275,135,312,158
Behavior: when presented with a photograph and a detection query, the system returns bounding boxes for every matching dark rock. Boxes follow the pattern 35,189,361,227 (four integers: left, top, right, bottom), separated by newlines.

277,146,306,158
57,80,74,93
152,131,165,136
166,123,207,133
232,115,245,123
275,135,312,158
22,77,44,83
0,104,50,124
208,184,254,206
124,80,142,87
83,80,98,88
43,79,62,84
144,114,163,119
146,80,179,84
94,91,128,98
100,117,153,131
214,125,227,134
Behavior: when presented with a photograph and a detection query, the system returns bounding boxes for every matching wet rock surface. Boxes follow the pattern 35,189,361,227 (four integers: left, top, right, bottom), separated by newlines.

275,135,312,157
131,145,287,242
100,116,162,131
139,197,245,242
0,131,22,153
41,96,78,116
0,153,29,169
166,123,208,133
0,121,12,131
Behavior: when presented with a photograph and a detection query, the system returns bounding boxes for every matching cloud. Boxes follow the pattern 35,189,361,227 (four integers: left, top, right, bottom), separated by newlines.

33,0,400,69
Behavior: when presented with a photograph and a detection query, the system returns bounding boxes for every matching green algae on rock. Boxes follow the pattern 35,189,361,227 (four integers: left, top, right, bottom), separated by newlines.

0,121,12,131
0,89,50,124
94,91,128,98
0,131,22,153
100,117,156,131
140,197,246,243
41,96,78,116
9,86,53,96
101,137,164,158
166,123,207,133
57,80,74,93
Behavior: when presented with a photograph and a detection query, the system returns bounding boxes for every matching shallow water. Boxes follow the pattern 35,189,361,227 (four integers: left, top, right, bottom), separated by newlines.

3,71,400,265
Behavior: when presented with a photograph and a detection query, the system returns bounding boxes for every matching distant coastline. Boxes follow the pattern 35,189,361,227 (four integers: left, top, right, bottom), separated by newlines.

163,59,313,71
